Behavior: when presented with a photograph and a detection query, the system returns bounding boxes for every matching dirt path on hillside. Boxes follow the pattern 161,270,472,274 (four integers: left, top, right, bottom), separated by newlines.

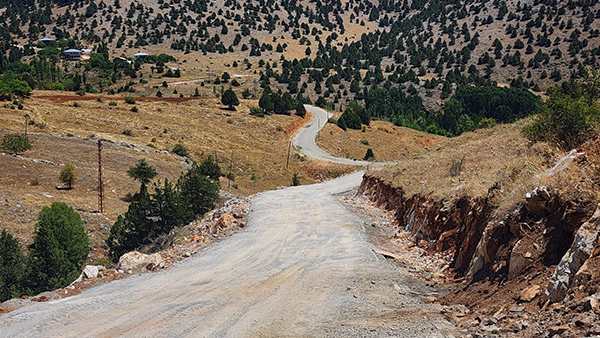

295,105,394,166
33,94,212,103
0,172,456,337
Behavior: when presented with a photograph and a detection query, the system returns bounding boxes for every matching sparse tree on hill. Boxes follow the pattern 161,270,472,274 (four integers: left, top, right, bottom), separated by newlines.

364,148,375,161
59,162,78,189
127,159,157,185
2,134,31,155
221,88,239,110
221,72,230,83
172,143,189,157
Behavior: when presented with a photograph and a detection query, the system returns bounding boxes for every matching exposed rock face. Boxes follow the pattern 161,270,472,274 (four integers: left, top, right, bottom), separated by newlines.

547,204,600,303
358,174,593,285
358,176,492,277
118,251,165,272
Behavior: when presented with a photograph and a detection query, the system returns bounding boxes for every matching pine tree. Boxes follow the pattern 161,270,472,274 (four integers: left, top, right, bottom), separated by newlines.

106,184,154,261
221,88,239,110
2,134,31,155
127,159,157,185
177,164,220,217
0,230,25,302
198,156,221,181
259,90,274,113
364,148,375,160
25,203,89,294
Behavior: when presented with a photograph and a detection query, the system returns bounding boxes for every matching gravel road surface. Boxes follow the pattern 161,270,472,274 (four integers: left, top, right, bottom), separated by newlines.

0,172,456,337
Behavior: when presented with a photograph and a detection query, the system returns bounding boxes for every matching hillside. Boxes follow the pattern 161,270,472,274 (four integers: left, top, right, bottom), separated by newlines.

359,117,600,336
1,0,599,131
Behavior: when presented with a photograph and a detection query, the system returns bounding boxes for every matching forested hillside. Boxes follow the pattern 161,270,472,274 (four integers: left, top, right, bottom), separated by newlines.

1,0,599,135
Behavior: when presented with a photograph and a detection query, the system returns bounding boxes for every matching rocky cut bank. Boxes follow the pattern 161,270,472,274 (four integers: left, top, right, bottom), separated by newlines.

357,140,600,336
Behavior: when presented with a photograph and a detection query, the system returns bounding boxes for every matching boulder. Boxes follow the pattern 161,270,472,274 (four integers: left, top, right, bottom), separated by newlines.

508,239,534,280
82,265,105,279
118,251,165,272
546,204,600,303
211,214,236,234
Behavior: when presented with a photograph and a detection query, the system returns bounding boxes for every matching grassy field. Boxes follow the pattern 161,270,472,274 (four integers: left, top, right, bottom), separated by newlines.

365,118,600,218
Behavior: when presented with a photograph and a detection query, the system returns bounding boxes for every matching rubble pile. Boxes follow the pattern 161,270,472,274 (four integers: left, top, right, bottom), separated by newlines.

0,194,255,313
157,194,253,267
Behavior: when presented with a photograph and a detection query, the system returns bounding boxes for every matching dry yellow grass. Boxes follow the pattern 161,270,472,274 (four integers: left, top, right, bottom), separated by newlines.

0,92,315,258
317,119,446,162
21,93,312,188
0,130,187,258
367,119,581,211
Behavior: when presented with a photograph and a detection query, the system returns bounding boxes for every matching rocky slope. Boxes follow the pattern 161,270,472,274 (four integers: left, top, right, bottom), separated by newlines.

357,142,600,337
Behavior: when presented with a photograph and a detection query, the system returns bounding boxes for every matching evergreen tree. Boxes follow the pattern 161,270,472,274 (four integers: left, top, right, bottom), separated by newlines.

221,88,239,110
2,134,31,155
364,148,375,160
295,104,306,118
259,90,274,113
337,116,347,131
127,159,157,185
106,184,154,261
177,164,220,218
0,230,25,302
198,155,221,181
25,203,89,295
340,108,362,130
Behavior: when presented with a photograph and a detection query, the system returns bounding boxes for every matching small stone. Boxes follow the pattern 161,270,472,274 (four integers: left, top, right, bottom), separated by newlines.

518,285,541,302
481,324,500,334
507,320,529,332
510,305,525,313
482,317,498,325
590,295,600,314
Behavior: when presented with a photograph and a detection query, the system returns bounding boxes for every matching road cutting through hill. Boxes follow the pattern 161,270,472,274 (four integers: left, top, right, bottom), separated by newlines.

0,172,456,337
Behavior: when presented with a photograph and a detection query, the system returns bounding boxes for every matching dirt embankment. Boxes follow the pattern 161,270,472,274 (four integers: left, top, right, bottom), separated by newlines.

358,173,600,337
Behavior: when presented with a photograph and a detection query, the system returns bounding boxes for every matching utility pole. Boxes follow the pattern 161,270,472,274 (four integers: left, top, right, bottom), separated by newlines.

286,140,291,169
23,114,30,136
228,150,233,189
98,140,104,213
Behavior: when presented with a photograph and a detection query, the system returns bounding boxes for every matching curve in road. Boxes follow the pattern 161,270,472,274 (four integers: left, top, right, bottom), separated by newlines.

293,105,392,166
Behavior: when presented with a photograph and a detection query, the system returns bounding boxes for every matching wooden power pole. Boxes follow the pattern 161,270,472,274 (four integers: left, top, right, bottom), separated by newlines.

286,140,291,169
98,140,104,213
228,150,233,189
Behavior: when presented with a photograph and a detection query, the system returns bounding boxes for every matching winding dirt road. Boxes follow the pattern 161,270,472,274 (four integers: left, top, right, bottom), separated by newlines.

0,174,455,337
0,109,455,337
294,106,382,166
